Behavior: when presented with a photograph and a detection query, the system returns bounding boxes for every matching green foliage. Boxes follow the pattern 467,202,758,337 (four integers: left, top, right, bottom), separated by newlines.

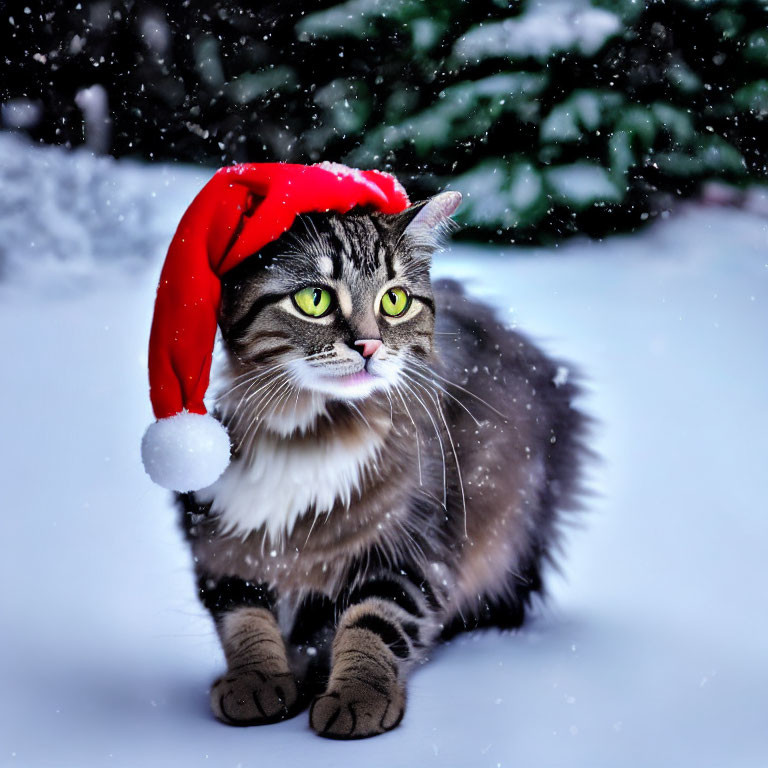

2,0,767,242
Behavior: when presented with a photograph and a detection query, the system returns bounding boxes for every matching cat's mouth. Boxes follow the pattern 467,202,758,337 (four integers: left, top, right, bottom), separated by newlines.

322,369,377,386
310,364,388,400
287,353,397,402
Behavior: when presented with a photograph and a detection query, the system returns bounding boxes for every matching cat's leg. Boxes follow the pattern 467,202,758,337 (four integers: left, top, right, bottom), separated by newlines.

309,572,439,739
199,573,301,726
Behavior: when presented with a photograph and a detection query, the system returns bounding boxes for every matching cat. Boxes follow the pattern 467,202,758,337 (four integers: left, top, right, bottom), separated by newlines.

176,191,588,739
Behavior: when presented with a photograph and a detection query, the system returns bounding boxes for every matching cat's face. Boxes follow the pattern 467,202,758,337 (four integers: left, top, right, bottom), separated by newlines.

217,193,459,429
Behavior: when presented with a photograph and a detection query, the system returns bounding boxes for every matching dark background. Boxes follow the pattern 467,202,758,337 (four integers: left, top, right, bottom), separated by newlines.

2,0,767,242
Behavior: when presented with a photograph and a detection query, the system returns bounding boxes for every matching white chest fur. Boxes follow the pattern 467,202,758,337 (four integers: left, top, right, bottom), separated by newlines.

196,429,384,542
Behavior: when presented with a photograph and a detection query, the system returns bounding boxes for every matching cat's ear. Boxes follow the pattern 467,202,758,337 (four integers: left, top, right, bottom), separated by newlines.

393,191,462,249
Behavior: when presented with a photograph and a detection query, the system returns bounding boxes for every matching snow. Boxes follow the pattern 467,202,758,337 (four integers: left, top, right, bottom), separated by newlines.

297,0,402,40
74,84,111,154
545,162,622,207
454,0,622,63
0,98,42,129
226,66,297,105
451,161,523,228
453,158,624,228
540,90,623,143
0,132,208,284
349,73,547,162
2,138,768,766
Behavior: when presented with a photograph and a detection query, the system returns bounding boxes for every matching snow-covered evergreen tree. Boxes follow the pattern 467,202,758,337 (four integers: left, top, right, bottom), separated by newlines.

2,0,767,241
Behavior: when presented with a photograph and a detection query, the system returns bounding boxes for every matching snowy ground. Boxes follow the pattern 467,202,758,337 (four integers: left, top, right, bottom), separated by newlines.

1,138,767,767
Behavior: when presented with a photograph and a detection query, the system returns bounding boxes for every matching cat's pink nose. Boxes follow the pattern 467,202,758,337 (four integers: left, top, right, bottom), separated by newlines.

355,339,382,359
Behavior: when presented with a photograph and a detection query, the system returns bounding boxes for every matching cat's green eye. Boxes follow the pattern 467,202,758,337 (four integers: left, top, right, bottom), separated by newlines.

381,287,410,317
293,286,334,318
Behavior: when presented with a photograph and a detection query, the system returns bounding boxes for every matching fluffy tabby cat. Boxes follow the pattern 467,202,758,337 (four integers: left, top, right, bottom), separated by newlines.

177,191,587,739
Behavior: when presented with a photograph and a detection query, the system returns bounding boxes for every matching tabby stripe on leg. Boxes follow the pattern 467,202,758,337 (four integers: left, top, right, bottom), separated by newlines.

348,577,426,617
348,613,411,659
400,620,421,644
310,599,412,738
400,567,443,612
345,573,443,655
212,606,300,726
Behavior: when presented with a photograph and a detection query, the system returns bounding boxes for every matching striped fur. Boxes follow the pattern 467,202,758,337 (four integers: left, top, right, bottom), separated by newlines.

176,195,589,738
211,607,300,725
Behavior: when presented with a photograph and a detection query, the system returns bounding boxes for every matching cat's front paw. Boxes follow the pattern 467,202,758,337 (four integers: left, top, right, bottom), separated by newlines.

309,681,405,739
211,671,300,726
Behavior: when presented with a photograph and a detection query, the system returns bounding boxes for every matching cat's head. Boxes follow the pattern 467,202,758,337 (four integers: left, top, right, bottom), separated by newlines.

216,192,460,433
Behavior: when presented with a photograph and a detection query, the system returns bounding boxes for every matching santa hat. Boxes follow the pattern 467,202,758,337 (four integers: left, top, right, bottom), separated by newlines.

141,162,410,492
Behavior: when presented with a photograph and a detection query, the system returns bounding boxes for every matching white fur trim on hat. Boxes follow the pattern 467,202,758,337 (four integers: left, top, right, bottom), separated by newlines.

141,411,231,492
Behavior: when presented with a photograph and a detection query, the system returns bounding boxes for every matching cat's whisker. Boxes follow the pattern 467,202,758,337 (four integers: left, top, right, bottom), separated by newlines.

403,364,483,427
408,359,510,421
273,381,298,418
222,365,270,385
230,370,289,435
417,485,444,510
214,373,260,403
215,363,283,412
220,351,332,438
250,377,295,430
221,356,297,389
226,375,274,434
237,375,290,454
302,510,320,550
227,351,327,393
283,384,301,423
348,402,372,431
394,383,422,486
383,389,395,426
401,374,452,492
400,377,447,508
270,386,289,419
402,370,468,534
215,361,287,401
421,381,468,539
220,364,284,405
267,380,302,426
390,513,427,565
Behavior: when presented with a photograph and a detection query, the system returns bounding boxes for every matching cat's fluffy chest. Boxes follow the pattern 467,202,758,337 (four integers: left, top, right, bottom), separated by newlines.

196,425,385,542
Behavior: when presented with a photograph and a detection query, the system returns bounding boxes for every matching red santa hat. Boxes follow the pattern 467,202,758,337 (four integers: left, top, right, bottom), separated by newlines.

141,161,410,492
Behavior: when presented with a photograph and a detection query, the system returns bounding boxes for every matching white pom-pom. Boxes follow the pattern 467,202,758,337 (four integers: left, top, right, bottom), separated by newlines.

141,412,231,492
